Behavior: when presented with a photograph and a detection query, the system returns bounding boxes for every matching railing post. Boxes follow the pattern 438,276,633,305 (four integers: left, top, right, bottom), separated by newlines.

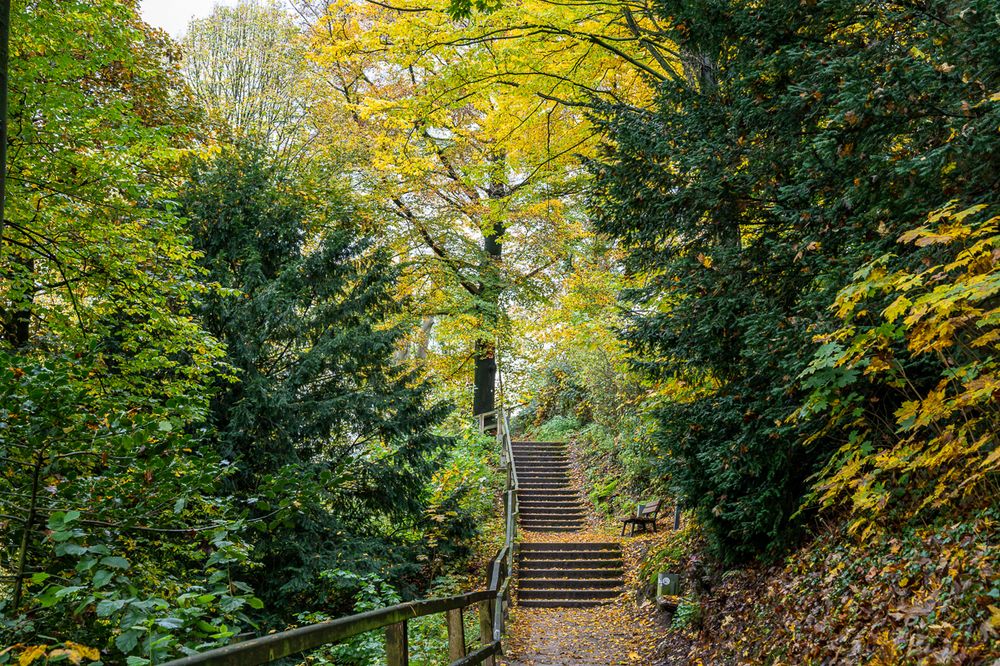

479,600,495,666
446,607,466,660
386,620,408,666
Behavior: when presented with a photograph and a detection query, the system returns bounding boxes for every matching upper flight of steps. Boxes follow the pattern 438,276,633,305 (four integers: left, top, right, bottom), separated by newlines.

513,440,585,532
511,440,625,608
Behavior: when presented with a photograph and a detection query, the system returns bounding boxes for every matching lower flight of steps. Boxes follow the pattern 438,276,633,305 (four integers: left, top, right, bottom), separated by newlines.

516,542,625,608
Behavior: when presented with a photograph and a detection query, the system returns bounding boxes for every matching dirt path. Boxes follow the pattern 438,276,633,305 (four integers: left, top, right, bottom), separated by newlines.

498,598,660,666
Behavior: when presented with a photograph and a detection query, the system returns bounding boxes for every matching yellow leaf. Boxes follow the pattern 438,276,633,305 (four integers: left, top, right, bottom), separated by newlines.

19,646,47,666
883,295,911,322
65,642,100,663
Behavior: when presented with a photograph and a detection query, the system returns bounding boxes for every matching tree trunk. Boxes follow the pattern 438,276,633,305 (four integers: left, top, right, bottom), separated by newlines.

472,225,501,416
473,340,496,416
4,256,33,347
0,0,9,231
473,159,505,416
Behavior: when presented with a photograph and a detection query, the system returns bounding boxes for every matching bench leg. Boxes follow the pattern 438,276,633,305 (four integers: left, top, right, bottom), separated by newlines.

621,522,626,537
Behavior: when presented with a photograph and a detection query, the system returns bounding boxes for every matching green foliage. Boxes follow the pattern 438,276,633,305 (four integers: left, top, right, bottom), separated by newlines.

671,598,702,630
181,147,453,621
423,426,500,578
530,415,581,442
0,352,251,662
0,3,258,661
591,0,1000,561
798,203,1000,537
295,570,402,665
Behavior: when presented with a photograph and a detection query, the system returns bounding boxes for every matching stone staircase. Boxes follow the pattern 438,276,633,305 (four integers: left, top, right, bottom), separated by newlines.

512,440,624,608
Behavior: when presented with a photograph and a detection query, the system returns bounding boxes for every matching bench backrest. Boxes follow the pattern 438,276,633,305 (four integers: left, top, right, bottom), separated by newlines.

637,499,662,518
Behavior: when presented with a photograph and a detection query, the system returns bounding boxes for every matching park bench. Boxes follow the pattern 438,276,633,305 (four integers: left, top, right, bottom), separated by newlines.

620,498,663,536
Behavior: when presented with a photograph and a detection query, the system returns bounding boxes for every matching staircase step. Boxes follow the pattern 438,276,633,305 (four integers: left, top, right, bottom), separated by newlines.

518,491,579,496
512,440,567,445
519,567,623,579
520,542,620,552
519,552,621,562
517,465,569,478
519,525,583,533
517,598,614,608
519,480,572,486
513,450,567,455
516,467,569,472
517,472,569,481
518,577,622,590
518,588,622,600
519,498,583,505
513,449,567,454
519,558,622,568
521,520,586,532
520,549,620,557
513,457,568,462
513,447,567,451
519,512,586,520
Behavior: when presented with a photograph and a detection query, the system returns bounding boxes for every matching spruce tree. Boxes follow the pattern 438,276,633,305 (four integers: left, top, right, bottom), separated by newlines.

181,148,451,616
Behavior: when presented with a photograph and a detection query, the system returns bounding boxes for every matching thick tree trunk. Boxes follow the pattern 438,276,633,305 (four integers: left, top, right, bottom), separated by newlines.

415,315,434,360
4,255,32,347
472,340,496,416
472,223,501,415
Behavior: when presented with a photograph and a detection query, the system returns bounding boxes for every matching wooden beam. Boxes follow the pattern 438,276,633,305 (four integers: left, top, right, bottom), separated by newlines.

448,642,500,666
446,608,466,660
162,590,494,666
385,621,408,666
478,601,495,666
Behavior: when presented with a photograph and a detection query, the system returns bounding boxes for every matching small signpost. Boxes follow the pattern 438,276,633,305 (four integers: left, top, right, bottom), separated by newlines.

656,572,680,597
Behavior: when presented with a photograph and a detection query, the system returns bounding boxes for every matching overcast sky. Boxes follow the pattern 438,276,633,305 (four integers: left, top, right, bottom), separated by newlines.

140,0,241,38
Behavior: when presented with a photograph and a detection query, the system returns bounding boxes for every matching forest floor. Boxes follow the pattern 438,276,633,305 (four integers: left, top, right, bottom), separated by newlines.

498,529,665,666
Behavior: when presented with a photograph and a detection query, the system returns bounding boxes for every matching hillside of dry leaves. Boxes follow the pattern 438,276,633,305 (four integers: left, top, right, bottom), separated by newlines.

644,508,998,665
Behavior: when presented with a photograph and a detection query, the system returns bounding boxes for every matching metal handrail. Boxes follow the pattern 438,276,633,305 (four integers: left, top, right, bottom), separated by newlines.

162,403,520,666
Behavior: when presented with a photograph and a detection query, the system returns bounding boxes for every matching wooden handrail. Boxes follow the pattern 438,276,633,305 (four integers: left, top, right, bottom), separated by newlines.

162,401,520,666
163,591,494,666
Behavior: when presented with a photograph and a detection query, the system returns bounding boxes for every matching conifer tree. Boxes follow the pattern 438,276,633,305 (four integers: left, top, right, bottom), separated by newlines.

182,148,451,615
592,0,1000,560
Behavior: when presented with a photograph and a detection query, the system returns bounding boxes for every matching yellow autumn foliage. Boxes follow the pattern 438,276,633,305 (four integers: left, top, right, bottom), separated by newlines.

805,202,999,536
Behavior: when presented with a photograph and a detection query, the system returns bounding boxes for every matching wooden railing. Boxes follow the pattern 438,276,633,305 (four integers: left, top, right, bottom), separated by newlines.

162,406,519,666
